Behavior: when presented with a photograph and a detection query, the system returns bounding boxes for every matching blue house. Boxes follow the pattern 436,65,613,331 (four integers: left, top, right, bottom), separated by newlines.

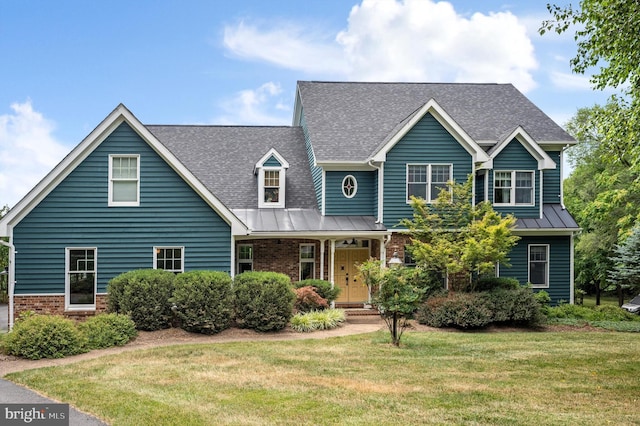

0,81,579,328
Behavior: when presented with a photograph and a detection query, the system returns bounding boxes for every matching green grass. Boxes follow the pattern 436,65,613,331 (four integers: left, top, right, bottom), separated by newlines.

6,330,640,425
581,295,621,307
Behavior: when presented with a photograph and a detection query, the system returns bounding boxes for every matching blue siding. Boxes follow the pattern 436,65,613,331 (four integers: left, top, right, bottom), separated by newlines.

325,171,376,215
299,112,323,209
490,139,540,217
499,235,572,305
13,122,231,295
543,150,562,204
263,155,282,167
383,113,473,226
475,171,486,204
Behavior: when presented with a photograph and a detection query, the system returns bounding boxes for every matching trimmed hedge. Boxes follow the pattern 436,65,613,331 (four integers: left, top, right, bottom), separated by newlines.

294,279,341,304
78,313,138,350
233,271,295,332
418,292,493,329
484,287,545,326
4,314,88,360
107,269,175,331
171,270,234,334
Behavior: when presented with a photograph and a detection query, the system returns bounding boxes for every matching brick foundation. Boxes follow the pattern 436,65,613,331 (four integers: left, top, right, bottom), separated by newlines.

13,294,108,322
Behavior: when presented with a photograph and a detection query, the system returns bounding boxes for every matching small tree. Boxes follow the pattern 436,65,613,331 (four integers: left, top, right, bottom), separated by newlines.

401,177,519,292
359,260,425,346
609,224,640,303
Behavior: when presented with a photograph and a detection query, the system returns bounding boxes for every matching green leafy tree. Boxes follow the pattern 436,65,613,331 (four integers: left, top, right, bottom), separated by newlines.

359,260,425,346
1,205,8,303
609,225,640,296
400,178,519,292
563,104,640,304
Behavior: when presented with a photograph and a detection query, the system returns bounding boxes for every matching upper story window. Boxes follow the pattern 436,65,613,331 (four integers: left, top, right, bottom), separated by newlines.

256,149,288,208
342,175,357,198
406,164,452,203
109,154,140,206
494,171,534,206
154,246,184,273
66,247,97,310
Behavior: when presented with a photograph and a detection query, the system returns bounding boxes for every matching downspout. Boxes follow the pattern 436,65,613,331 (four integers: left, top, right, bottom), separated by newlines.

1,237,15,330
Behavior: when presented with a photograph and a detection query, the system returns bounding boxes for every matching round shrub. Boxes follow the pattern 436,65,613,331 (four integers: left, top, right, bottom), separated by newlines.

4,314,87,360
233,271,295,332
294,286,329,313
484,287,545,326
78,313,137,350
171,270,234,334
417,292,493,329
475,277,520,292
107,269,175,331
295,279,340,304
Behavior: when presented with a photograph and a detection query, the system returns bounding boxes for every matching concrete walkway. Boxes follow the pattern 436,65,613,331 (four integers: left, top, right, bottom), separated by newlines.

0,379,107,425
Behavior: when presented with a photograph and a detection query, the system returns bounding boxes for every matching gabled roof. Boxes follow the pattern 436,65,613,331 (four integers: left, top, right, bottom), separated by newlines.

482,126,557,170
370,98,489,163
296,81,574,164
147,125,316,210
0,104,247,235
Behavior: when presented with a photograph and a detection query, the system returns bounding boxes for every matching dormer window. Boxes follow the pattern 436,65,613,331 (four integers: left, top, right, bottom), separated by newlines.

256,149,289,208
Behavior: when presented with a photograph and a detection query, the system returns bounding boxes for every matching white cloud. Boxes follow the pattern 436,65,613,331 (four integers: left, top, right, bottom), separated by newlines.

0,101,68,208
549,71,593,91
213,82,291,125
223,0,538,92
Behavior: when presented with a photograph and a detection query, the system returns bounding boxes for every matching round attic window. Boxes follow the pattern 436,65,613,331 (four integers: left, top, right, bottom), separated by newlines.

342,175,357,198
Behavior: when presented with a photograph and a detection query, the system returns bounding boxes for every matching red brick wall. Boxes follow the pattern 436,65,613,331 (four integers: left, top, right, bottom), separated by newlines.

386,233,412,265
13,294,108,322
239,239,330,282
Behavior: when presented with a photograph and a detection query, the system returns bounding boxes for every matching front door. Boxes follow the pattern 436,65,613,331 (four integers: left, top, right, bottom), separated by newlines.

334,248,370,303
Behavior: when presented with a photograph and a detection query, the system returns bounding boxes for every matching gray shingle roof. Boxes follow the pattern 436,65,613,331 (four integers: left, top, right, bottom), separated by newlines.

147,125,317,210
296,81,574,163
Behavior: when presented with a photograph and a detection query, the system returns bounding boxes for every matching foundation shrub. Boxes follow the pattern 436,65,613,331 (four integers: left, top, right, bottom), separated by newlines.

290,309,346,332
295,279,341,304
4,314,87,360
78,313,137,350
417,292,493,329
107,269,175,331
475,277,520,292
485,287,545,326
171,270,234,334
293,286,328,313
233,271,295,332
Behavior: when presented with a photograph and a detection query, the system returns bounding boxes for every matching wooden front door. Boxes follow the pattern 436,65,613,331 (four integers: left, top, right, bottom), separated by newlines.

334,248,370,303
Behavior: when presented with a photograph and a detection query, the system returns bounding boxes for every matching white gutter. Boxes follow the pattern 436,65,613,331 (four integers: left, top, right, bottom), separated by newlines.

368,160,384,224
0,236,15,330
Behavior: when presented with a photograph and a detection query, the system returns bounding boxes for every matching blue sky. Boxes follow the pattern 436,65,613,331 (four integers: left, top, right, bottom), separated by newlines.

0,0,613,207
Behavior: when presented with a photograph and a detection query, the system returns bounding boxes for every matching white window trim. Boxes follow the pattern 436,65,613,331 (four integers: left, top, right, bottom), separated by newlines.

258,167,286,208
237,244,254,273
493,170,535,206
299,243,316,280
528,244,550,288
342,175,358,198
406,163,453,203
108,154,140,207
153,246,185,273
65,247,97,311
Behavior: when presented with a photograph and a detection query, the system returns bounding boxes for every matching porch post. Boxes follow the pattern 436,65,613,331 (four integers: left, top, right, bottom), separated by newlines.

329,239,336,286
319,239,326,281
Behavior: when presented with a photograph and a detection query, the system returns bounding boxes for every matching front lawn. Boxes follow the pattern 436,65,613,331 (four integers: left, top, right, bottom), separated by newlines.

6,330,640,425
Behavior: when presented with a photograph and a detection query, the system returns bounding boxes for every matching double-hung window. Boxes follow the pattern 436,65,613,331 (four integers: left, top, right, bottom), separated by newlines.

154,247,184,273
109,155,140,206
494,171,534,205
528,244,549,288
407,164,452,203
66,248,97,310
299,244,315,280
237,244,253,273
